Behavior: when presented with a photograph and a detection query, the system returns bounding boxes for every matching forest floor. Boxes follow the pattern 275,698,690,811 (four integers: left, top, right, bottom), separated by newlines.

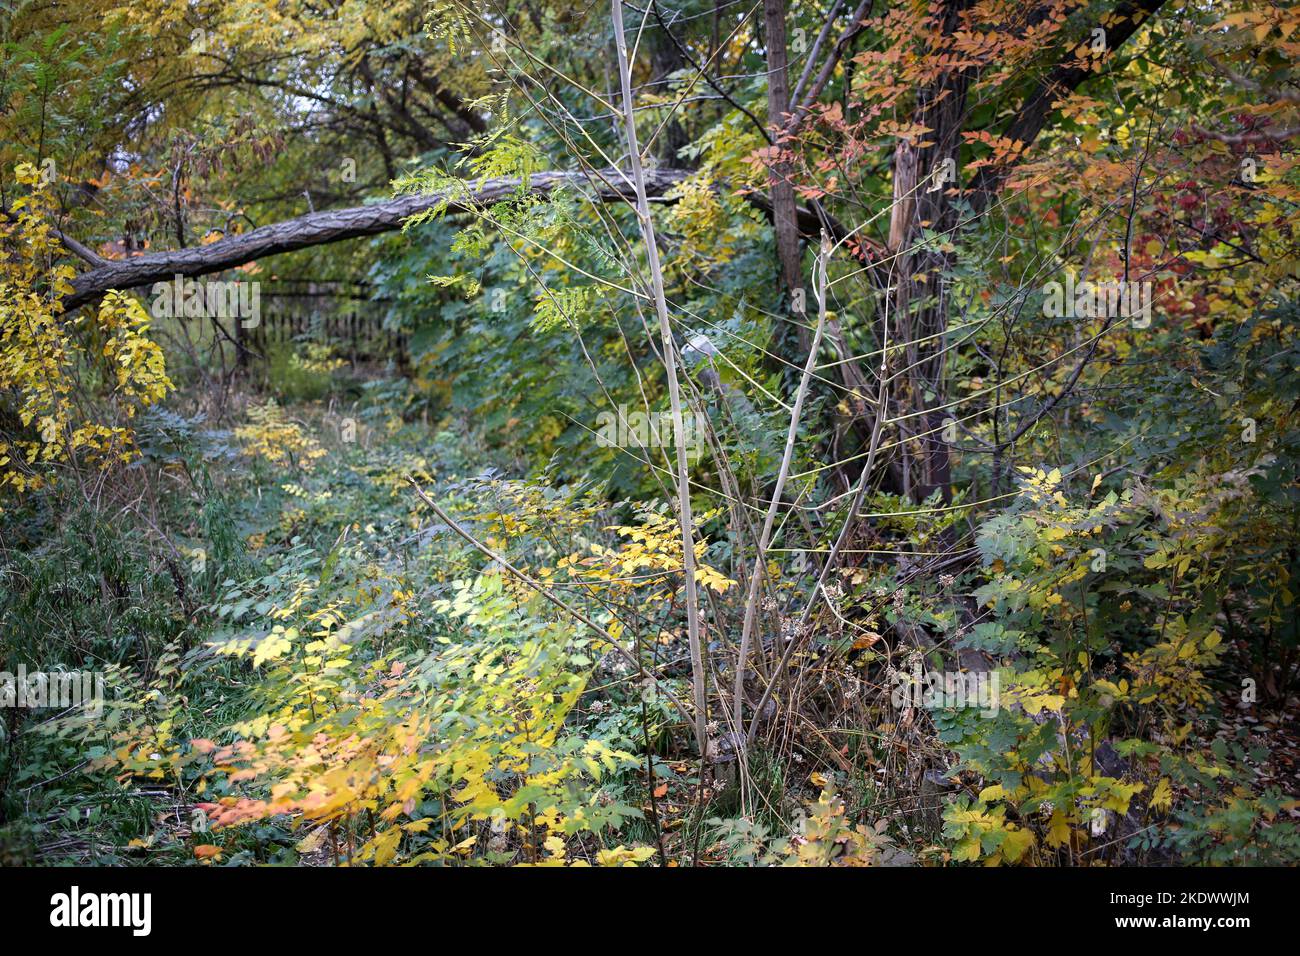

3,372,1298,867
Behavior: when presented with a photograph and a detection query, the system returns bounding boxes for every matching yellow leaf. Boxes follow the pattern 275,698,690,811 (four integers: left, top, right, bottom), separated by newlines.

1150,778,1173,812
1044,809,1072,849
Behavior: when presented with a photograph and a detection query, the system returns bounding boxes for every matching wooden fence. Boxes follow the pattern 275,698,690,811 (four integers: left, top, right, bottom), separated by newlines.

241,278,407,364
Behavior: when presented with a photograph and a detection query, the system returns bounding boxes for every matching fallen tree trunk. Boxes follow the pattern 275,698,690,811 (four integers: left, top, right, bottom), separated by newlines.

61,167,868,313
61,168,690,312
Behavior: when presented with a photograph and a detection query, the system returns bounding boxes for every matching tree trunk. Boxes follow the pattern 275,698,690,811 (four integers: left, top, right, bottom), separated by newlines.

763,0,808,354
61,168,690,312
888,0,974,504
59,167,846,314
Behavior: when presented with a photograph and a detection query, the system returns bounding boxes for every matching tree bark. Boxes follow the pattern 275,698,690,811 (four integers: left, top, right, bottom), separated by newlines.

59,168,855,314
61,168,689,312
889,0,974,504
762,0,808,352
886,0,1165,503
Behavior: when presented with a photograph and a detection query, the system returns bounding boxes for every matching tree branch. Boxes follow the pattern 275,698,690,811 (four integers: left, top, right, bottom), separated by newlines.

61,168,689,312
970,0,1166,205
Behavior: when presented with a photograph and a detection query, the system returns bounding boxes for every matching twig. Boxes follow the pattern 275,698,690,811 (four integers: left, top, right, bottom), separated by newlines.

733,234,830,735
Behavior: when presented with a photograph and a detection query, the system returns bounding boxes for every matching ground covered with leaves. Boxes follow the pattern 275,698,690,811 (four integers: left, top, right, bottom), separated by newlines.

3,365,1298,865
